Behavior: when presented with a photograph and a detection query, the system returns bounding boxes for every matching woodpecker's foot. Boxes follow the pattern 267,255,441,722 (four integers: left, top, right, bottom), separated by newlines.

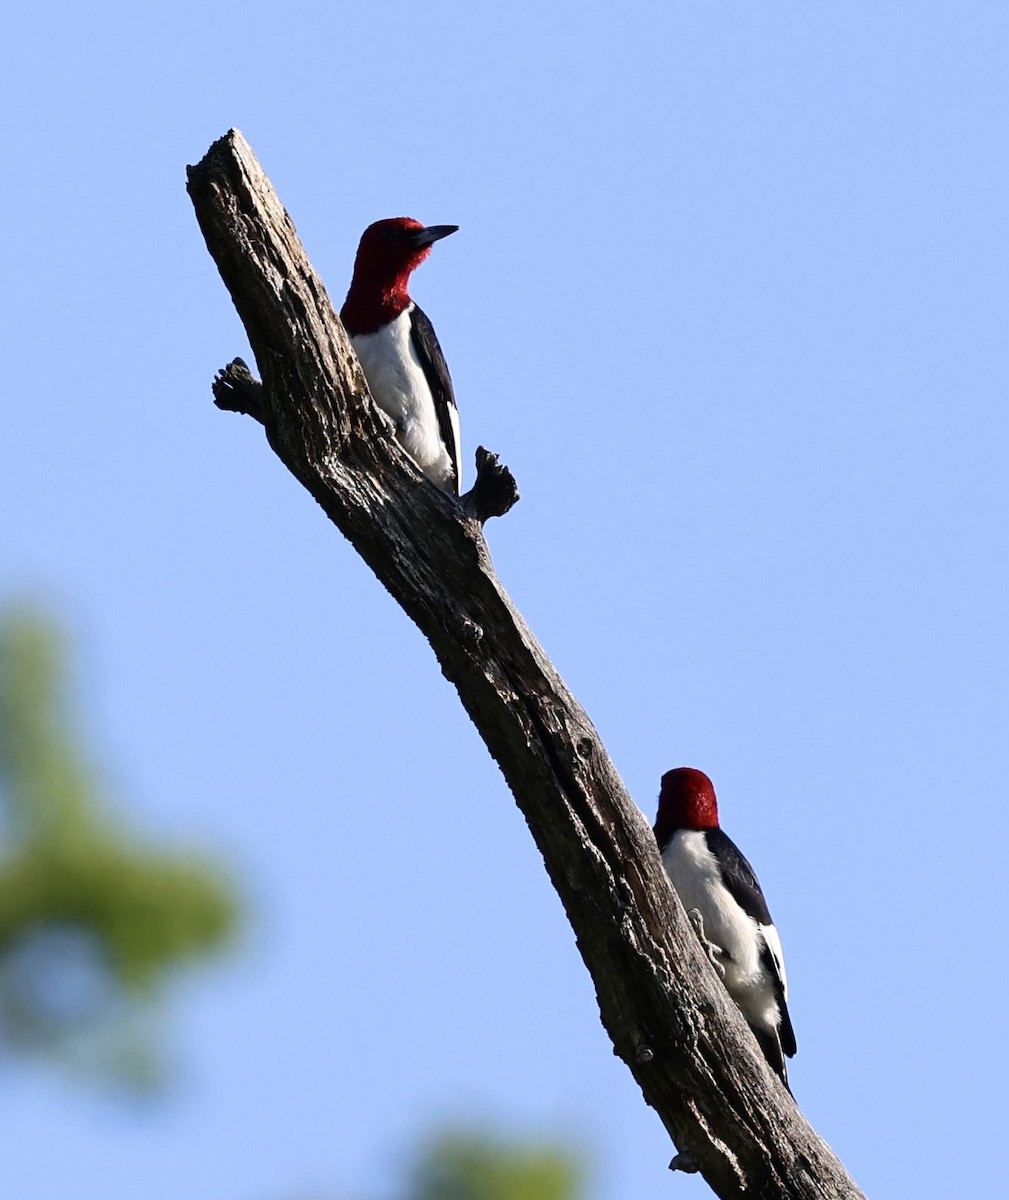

687,908,705,939
381,408,401,436
687,908,726,979
461,446,520,523
669,1152,700,1174
213,357,265,423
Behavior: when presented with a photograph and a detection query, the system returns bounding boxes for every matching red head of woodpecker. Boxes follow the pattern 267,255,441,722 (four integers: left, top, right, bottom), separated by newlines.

341,217,461,493
654,767,797,1088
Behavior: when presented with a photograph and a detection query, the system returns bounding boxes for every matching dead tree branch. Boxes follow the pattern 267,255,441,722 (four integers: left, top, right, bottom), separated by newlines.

186,129,865,1200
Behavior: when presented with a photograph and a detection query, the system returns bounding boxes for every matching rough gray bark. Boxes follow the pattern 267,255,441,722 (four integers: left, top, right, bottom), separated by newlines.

186,129,865,1200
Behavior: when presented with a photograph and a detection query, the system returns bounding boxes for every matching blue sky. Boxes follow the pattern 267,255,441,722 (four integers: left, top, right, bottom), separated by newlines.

2,2,1008,1197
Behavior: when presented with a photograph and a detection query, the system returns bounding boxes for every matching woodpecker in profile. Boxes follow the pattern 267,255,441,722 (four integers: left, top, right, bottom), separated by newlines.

341,217,461,493
654,767,797,1087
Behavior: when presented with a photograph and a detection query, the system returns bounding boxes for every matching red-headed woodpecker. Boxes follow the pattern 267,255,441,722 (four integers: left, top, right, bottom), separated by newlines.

341,217,461,493
654,767,797,1087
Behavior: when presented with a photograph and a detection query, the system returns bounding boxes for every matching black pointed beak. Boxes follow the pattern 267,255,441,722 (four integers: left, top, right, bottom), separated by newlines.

408,224,459,248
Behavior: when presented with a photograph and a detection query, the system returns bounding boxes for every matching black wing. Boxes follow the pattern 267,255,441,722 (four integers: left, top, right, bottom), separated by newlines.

409,304,460,494
705,827,774,926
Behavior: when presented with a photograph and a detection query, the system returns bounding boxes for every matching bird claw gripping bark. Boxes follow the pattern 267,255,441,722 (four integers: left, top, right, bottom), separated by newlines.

688,908,726,979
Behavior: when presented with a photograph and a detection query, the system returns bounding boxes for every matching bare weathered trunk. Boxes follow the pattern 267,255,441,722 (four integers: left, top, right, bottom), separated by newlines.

187,130,865,1200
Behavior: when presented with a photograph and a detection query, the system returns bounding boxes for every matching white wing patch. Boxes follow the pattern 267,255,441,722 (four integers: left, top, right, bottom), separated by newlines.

447,399,462,491
761,920,788,1000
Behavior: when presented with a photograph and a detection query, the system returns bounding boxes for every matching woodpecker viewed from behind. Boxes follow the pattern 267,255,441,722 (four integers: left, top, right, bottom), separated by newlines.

341,217,461,493
654,767,797,1087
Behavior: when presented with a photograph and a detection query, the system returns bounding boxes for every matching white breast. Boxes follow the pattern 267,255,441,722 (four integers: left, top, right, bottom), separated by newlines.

351,306,457,490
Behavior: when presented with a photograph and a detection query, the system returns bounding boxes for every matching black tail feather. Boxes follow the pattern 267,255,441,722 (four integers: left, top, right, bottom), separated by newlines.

751,1025,792,1094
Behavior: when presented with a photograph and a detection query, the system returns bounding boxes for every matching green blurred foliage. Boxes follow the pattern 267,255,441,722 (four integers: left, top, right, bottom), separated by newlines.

280,1130,586,1200
403,1131,583,1200
0,606,240,1086
0,608,584,1197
